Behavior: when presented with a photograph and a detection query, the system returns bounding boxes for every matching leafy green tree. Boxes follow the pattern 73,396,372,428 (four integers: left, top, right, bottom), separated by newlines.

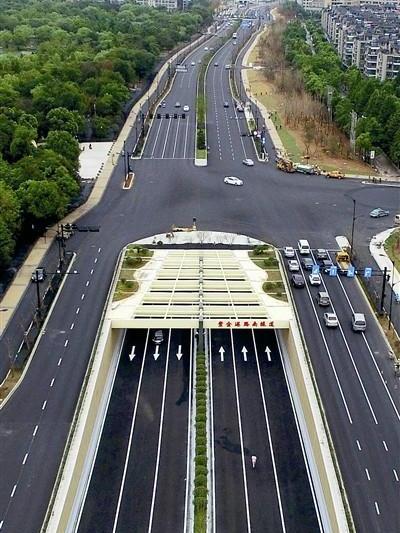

0,180,20,233
356,132,372,153
46,107,83,136
389,131,400,166
10,124,37,161
18,179,67,221
0,218,16,268
44,130,80,169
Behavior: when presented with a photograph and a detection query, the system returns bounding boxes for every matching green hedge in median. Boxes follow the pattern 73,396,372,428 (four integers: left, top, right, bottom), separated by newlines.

194,351,207,533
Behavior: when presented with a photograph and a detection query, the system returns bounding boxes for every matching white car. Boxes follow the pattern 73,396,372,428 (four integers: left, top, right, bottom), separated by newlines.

183,105,190,112
288,260,300,272
309,273,321,286
204,46,209,51
236,104,244,112
224,176,243,186
191,61,196,66
284,246,295,258
242,158,254,166
324,312,339,328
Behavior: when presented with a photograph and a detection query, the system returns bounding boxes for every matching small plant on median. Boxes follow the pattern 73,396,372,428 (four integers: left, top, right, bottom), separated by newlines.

194,351,207,533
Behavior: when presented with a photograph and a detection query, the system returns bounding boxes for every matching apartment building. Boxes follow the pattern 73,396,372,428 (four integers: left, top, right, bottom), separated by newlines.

135,0,179,9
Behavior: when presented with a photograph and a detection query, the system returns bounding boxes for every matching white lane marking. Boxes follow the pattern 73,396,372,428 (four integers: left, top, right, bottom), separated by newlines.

81,293,85,300
33,425,38,437
90,269,94,275
172,117,181,158
70,323,74,330
98,248,101,253
22,453,28,465
333,268,400,423
150,117,164,158
85,280,90,287
76,307,80,315
42,401,47,411
356,440,362,451
365,468,371,480
147,329,172,532
393,469,399,482
183,330,193,531
252,330,287,532
18,339,24,352
10,485,16,498
58,358,62,366
64,339,69,347
230,329,252,533
0,520,4,529
161,117,173,159
94,257,98,264
112,330,150,533
374,502,380,515
383,440,388,451
294,251,353,424
50,378,55,388
183,112,190,159
209,330,217,533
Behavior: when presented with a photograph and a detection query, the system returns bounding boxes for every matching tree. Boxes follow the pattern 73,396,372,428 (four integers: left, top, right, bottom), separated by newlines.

0,180,20,234
9,124,37,161
44,130,80,168
18,180,67,221
0,218,16,268
46,108,83,136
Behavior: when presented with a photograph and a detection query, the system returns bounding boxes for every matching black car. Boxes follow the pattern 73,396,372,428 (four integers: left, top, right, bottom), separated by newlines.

321,259,333,273
301,257,314,270
315,248,328,260
291,274,305,288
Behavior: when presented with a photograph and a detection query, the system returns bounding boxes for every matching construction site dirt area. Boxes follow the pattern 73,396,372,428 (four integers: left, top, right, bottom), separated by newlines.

247,37,373,176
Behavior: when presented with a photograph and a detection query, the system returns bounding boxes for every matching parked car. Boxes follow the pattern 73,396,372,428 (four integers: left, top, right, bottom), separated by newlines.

301,257,314,270
324,312,339,328
370,208,390,218
291,274,305,288
309,273,321,286
283,246,295,258
224,176,243,186
242,158,254,166
288,260,300,272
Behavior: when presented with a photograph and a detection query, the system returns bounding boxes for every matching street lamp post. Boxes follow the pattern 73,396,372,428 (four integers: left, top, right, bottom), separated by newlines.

388,261,400,330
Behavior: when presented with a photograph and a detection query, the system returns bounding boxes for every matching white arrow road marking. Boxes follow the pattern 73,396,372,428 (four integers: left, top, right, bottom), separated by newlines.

219,347,225,362
176,345,183,360
242,346,248,362
128,346,136,361
153,345,160,361
265,346,272,362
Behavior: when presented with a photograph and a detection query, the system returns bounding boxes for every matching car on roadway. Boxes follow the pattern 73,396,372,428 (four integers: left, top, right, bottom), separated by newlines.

225,64,231,70
316,291,330,306
301,257,315,270
283,246,295,258
31,267,46,282
224,176,243,186
162,102,166,108
204,46,209,51
242,158,254,166
309,273,321,286
288,259,300,272
175,102,181,108
291,273,305,288
320,259,333,273
214,62,219,67
152,330,164,344
191,61,196,66
323,312,339,328
223,101,230,108
315,248,328,260
183,105,190,112
370,208,390,218
236,104,244,112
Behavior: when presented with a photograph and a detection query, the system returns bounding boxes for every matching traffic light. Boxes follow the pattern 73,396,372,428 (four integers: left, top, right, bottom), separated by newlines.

182,113,186,119
166,113,170,119
174,113,178,119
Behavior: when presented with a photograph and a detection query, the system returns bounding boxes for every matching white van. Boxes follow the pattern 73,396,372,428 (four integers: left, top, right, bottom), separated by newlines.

394,214,400,226
297,239,310,255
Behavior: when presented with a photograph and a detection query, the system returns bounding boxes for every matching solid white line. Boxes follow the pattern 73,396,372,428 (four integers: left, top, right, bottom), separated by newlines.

33,425,38,437
42,401,47,411
230,329,252,533
333,270,400,423
183,112,190,158
112,330,150,533
81,293,85,300
85,281,90,287
383,440,388,451
183,330,193,531
76,307,80,315
374,502,380,515
70,323,74,330
393,469,399,482
356,440,362,451
147,329,172,533
22,453,28,465
209,330,217,533
252,330,287,532
50,378,55,388
58,358,62,366
365,468,370,481
64,339,69,347
90,269,94,275
10,485,16,498
18,339,24,352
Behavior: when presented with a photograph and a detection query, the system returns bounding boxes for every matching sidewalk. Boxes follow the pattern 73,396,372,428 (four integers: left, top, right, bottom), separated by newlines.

0,32,208,337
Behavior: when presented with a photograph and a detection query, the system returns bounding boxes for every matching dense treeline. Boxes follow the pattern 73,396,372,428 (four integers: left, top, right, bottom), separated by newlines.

0,0,212,270
282,21,400,165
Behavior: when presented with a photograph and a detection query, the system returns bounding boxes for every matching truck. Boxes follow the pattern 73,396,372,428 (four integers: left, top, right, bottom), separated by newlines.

335,236,352,275
294,163,321,175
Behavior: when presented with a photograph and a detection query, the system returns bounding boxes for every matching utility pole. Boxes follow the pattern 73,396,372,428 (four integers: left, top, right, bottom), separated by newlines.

327,86,333,122
381,266,388,314
350,110,358,154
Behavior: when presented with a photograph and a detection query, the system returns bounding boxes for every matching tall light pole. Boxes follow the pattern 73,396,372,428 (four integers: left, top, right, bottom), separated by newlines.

389,261,400,330
350,198,356,262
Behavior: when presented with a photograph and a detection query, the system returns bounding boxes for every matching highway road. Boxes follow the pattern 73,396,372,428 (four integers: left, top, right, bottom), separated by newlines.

0,8,399,533
209,328,321,533
78,328,192,533
282,247,400,533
